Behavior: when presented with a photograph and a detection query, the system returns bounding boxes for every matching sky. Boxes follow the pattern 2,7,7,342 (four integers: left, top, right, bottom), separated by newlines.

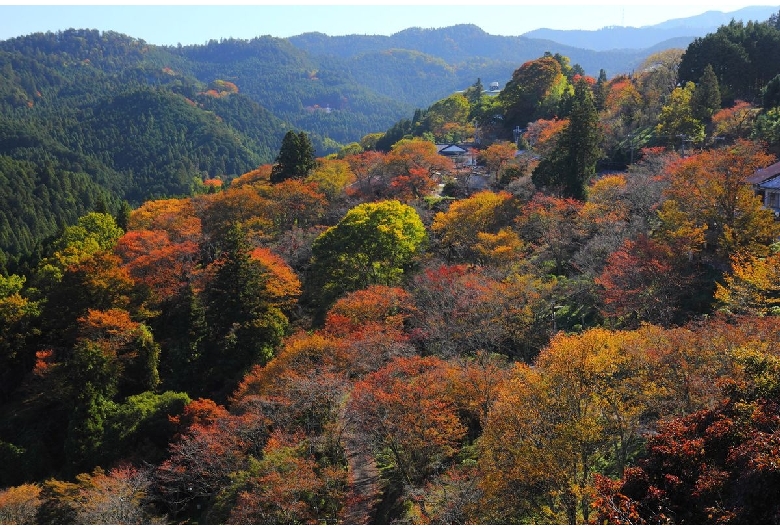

1,1,778,46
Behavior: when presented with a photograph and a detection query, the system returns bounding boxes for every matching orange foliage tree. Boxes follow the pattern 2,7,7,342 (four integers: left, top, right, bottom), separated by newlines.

229,164,273,188
256,179,328,234
230,331,348,438
431,190,521,263
524,118,568,158
380,138,454,200
0,483,42,524
347,356,466,487
711,100,760,143
115,229,200,304
515,194,586,275
479,141,518,181
656,140,778,267
344,150,386,199
127,198,202,243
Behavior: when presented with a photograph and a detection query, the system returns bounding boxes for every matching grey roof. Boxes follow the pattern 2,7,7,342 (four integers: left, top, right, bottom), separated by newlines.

436,144,470,155
747,160,780,185
757,174,780,190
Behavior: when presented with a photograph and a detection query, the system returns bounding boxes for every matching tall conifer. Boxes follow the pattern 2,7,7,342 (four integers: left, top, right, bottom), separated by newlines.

691,64,721,122
532,79,601,200
270,131,316,184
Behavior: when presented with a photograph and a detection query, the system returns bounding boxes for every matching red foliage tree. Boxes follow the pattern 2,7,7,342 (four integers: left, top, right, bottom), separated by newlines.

347,356,466,486
515,193,585,275
593,344,780,524
596,235,703,327
115,230,200,303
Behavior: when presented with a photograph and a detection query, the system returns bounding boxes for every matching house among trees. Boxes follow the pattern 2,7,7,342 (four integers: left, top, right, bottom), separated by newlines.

436,143,475,167
748,160,780,216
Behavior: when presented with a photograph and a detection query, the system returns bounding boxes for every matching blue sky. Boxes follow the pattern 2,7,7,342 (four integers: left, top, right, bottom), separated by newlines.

1,2,778,46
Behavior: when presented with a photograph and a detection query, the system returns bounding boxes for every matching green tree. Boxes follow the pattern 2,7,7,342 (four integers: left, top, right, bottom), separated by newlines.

762,73,780,109
0,274,40,401
464,78,484,106
655,81,705,149
690,64,721,122
423,93,471,142
63,340,120,474
594,69,608,111
270,131,316,184
498,56,569,132
752,106,780,155
678,20,780,104
201,224,298,396
531,79,601,200
307,200,426,313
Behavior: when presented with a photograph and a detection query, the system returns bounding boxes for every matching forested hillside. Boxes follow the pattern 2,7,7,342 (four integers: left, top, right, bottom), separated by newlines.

3,10,780,524
3,16,769,270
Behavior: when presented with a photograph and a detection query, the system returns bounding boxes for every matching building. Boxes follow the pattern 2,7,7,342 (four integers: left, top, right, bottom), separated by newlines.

747,161,780,217
436,144,476,167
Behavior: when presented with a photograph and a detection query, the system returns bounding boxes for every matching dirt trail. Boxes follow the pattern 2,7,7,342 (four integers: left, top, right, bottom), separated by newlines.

339,404,382,524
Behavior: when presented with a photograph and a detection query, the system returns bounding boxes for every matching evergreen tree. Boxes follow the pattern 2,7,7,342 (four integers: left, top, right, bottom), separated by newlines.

201,224,289,397
691,64,721,122
532,79,601,200
155,284,207,394
465,78,484,105
594,69,608,111
270,131,316,184
63,340,119,475
376,118,413,152
763,74,780,109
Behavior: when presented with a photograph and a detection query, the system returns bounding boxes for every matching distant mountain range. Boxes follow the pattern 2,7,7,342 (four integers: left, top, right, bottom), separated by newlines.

522,5,779,51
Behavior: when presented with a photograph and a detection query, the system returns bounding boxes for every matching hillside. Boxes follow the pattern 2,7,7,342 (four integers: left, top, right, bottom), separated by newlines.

289,24,670,89
1,6,777,268
2,9,780,525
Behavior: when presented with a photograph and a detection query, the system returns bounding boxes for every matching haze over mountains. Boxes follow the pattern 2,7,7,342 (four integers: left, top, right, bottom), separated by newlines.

523,5,779,51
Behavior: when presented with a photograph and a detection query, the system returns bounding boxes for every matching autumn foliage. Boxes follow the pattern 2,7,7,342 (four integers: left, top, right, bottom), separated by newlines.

5,47,780,526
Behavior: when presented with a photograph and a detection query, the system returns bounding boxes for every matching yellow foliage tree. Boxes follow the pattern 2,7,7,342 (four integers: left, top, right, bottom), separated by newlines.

431,190,520,263
306,158,355,199
715,252,780,316
478,327,680,524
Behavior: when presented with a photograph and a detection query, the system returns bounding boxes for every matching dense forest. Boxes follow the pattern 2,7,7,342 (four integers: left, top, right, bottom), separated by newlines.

0,19,746,272
2,10,780,524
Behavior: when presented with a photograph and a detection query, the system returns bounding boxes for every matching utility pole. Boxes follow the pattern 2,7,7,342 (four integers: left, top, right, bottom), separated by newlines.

677,134,689,156
552,305,564,333
513,126,524,147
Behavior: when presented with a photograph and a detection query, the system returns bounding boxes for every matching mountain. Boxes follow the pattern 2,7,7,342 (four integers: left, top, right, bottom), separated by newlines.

2,9,776,268
288,24,681,109
522,5,779,51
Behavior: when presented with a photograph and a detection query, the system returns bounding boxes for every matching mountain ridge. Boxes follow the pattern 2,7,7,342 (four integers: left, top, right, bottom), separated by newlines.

522,5,778,51
0,6,777,266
